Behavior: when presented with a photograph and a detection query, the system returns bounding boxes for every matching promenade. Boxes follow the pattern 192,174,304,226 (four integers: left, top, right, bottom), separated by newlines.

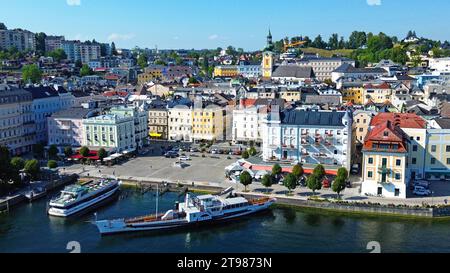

61,153,450,208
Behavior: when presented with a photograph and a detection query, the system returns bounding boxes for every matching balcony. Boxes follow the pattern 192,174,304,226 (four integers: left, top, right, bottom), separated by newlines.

378,167,392,175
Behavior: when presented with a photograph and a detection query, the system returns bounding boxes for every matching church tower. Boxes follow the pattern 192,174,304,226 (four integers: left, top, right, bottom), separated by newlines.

262,28,274,79
262,51,273,79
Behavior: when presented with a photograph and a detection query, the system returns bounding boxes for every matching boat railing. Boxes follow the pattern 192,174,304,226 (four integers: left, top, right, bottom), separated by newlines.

125,213,166,224
248,197,272,205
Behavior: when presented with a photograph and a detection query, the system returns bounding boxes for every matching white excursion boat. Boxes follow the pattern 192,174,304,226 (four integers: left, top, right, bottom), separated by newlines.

48,177,121,217
95,188,276,235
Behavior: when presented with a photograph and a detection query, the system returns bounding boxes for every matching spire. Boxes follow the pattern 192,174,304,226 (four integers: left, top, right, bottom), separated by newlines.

268,27,272,38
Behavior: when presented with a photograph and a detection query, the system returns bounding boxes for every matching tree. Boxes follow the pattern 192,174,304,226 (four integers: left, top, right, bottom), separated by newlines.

111,42,118,55
35,32,47,54
0,23,6,30
312,35,327,49
24,159,40,180
48,144,58,159
292,164,304,180
22,64,42,84
11,157,25,171
248,147,257,156
328,33,339,50
307,174,322,194
272,164,282,177
337,167,349,180
261,174,273,192
188,77,199,84
242,150,249,159
137,53,148,69
47,48,67,62
239,171,253,192
64,146,73,158
80,64,93,77
79,146,90,157
313,164,326,181
0,146,19,191
283,174,297,194
332,176,346,199
47,160,58,169
75,60,83,68
32,143,44,159
98,148,107,162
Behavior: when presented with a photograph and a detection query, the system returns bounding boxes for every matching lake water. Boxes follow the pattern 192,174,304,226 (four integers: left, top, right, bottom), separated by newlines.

1,190,449,253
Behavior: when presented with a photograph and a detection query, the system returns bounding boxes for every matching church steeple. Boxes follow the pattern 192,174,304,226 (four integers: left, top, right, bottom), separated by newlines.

266,27,273,51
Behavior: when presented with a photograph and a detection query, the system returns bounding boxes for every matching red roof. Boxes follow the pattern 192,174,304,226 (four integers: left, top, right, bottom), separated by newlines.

363,121,408,153
239,99,257,108
103,91,129,97
370,113,426,129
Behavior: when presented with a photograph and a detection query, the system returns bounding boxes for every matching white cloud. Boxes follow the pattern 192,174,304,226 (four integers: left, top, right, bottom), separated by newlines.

367,0,381,6
107,33,135,41
208,34,219,40
173,36,180,40
66,0,81,6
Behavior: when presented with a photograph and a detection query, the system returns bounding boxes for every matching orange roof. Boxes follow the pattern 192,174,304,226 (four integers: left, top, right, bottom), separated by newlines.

363,121,408,153
370,113,426,129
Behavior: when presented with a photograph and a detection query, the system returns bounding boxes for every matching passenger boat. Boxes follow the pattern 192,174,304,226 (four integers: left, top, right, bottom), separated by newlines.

48,177,121,217
95,188,276,235
24,187,47,202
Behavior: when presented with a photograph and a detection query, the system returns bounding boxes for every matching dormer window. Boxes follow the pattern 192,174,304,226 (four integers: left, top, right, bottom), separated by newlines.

383,131,389,137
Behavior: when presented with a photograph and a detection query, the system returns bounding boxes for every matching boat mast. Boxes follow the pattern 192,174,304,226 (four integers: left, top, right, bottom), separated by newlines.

156,183,159,218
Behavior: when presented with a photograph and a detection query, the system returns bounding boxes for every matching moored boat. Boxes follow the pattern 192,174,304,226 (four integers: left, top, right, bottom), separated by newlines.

48,177,121,217
95,190,276,235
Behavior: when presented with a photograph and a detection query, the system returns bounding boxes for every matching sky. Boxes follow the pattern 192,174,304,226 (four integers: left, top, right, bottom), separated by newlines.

1,0,449,51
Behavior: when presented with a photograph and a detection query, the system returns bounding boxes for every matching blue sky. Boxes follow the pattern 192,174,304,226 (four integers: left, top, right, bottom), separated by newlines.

1,0,449,50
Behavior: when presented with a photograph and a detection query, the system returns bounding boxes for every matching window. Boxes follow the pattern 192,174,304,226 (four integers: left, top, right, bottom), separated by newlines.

447,158,450,165
368,158,374,164
413,145,418,152
431,145,437,152
447,146,450,152
416,137,421,141
395,173,401,180
412,158,417,164
396,159,401,166
431,157,436,165
368,171,373,178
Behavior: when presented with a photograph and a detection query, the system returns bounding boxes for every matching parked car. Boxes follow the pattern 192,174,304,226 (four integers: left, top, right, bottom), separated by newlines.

413,180,430,189
164,151,179,158
211,149,218,154
413,186,431,196
351,164,360,175
179,155,191,161
190,148,199,153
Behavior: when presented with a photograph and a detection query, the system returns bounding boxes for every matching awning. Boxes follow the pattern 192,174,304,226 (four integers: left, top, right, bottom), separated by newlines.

150,132,162,137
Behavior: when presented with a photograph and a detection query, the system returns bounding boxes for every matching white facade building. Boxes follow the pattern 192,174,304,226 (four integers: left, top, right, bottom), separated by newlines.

168,106,193,142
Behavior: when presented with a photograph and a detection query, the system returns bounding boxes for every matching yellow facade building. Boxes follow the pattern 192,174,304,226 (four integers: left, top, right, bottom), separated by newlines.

342,87,364,105
213,66,239,78
262,51,273,79
192,106,227,142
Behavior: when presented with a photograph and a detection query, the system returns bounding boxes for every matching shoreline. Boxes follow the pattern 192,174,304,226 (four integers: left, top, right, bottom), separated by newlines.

116,178,450,219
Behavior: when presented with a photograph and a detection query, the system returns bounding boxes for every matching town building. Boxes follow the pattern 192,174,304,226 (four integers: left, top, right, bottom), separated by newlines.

214,66,239,78
148,106,168,140
168,106,193,142
61,40,101,64
261,109,353,171
45,36,65,53
109,105,149,150
425,118,450,180
24,85,75,144
192,103,227,142
363,82,392,104
271,65,315,84
0,85,35,155
47,106,99,151
296,56,355,81
137,65,165,84
82,114,136,153
0,28,36,52
332,64,387,83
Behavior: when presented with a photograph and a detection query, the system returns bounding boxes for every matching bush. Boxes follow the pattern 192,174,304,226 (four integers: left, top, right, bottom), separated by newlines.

11,157,25,171
24,159,40,180
47,160,58,169
242,150,249,159
248,147,257,156
79,146,90,157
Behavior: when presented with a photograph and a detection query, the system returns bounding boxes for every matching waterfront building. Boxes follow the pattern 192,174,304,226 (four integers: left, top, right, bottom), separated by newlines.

0,85,35,155
82,114,135,153
47,107,99,151
0,28,36,52
148,106,168,140
261,109,353,171
109,105,149,150
168,106,193,142
424,118,450,180
361,113,428,198
24,85,75,144
192,102,227,142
